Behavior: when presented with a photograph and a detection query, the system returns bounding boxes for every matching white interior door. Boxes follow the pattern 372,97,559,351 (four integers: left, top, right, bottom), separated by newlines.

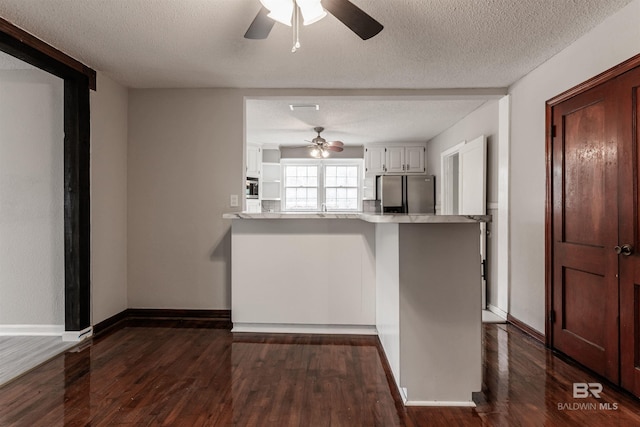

458,135,487,308
458,136,487,216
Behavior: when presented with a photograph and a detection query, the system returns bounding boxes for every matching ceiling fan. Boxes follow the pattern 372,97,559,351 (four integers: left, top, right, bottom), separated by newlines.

295,127,345,158
244,0,383,45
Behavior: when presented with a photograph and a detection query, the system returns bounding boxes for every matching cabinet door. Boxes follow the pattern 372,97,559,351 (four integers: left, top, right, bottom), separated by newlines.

405,146,426,173
365,147,386,175
246,199,261,213
362,176,376,200
386,147,405,173
246,146,261,178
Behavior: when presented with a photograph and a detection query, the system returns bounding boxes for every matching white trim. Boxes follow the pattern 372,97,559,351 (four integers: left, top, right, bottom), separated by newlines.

487,202,499,210
231,323,377,335
488,304,508,320
404,400,477,407
0,324,64,336
497,95,511,314
62,326,93,342
440,141,466,215
280,159,364,213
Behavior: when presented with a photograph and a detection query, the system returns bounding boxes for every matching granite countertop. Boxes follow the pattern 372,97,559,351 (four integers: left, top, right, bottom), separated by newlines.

222,211,490,223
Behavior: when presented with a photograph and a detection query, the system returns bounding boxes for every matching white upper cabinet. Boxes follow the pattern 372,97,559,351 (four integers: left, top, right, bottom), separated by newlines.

386,147,405,173
364,146,386,175
365,144,426,175
405,146,426,173
246,145,261,178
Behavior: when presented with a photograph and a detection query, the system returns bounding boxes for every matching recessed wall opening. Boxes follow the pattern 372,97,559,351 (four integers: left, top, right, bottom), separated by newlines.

0,18,94,385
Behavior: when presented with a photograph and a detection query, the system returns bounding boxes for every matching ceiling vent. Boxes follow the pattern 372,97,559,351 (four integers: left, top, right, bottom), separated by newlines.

289,104,319,111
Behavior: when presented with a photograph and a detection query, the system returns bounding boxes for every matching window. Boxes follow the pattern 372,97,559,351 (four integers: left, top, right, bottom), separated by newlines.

284,164,319,210
282,160,362,211
324,165,359,210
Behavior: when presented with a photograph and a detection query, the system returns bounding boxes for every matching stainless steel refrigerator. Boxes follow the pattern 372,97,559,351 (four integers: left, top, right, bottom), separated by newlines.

376,175,435,213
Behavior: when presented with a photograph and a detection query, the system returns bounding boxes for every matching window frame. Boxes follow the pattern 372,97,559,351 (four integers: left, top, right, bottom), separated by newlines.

281,158,364,212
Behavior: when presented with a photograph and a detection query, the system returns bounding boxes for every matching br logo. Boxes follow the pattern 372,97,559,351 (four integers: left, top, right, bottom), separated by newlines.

573,383,603,398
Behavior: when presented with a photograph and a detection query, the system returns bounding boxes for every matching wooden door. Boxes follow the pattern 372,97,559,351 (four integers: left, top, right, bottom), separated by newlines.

550,80,620,382
617,66,640,396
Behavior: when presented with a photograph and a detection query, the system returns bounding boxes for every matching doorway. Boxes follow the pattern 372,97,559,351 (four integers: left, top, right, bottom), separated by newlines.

547,54,640,396
441,136,488,309
0,19,94,335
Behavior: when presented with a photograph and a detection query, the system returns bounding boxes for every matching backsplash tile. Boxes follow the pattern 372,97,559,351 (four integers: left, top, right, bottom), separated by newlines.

261,200,281,212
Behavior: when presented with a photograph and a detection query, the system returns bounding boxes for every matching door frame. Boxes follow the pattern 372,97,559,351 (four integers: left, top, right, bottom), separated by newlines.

0,17,96,334
545,52,640,347
440,141,466,215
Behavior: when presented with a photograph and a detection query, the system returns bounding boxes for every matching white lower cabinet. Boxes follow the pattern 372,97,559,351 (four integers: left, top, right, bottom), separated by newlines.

246,199,261,212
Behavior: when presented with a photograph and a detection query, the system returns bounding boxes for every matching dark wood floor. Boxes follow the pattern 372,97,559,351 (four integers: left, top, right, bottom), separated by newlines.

0,324,639,426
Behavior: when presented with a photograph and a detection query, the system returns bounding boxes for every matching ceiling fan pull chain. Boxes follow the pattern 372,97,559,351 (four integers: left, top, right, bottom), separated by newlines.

292,4,301,53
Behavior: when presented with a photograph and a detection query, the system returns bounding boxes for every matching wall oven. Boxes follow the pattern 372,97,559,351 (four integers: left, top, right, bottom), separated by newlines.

246,177,259,199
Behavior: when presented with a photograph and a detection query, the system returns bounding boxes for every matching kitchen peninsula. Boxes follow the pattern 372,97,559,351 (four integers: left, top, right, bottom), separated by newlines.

223,211,489,406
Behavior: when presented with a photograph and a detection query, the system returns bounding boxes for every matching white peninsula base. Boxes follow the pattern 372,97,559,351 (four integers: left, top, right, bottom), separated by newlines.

376,222,481,406
225,212,487,406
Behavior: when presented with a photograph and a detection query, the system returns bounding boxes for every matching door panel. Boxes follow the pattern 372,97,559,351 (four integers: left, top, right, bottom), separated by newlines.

458,135,487,216
562,103,606,246
551,81,619,381
617,67,640,396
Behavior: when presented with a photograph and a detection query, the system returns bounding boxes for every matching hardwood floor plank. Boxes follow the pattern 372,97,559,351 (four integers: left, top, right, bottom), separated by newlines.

0,325,639,426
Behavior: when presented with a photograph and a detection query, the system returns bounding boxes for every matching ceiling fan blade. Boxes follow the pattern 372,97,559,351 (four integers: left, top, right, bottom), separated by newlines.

327,140,344,147
244,7,275,39
326,145,344,152
322,0,383,40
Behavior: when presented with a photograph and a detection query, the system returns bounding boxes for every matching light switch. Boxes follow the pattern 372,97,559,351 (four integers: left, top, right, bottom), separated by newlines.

230,194,239,207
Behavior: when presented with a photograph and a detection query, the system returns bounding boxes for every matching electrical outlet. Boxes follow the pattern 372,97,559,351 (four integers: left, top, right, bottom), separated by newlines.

230,194,239,207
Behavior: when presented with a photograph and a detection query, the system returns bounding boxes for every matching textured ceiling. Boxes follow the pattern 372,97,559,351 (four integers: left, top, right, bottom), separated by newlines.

0,0,632,89
247,97,487,146
0,0,632,145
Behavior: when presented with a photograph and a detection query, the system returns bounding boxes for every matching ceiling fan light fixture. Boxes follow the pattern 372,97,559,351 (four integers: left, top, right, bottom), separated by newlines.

310,147,321,158
296,0,327,25
260,0,294,26
321,149,330,158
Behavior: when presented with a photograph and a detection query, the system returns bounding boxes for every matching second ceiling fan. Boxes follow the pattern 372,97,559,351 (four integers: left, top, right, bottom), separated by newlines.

294,127,344,158
244,0,383,42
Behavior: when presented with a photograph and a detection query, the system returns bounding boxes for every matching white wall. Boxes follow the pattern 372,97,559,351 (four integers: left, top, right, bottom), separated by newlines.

427,100,499,207
90,72,129,324
0,69,64,325
508,0,640,333
426,100,501,310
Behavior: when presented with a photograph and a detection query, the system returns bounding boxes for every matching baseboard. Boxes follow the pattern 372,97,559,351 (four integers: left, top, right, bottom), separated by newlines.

92,309,232,338
487,304,507,319
0,324,64,336
62,326,93,342
231,323,377,335
375,335,407,410
93,310,129,337
404,400,476,407
507,314,544,343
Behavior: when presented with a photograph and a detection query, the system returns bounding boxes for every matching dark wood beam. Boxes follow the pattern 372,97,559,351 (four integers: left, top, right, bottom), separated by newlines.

0,16,96,90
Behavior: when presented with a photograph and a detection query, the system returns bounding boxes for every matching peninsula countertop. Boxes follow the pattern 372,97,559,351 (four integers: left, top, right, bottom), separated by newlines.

222,211,491,223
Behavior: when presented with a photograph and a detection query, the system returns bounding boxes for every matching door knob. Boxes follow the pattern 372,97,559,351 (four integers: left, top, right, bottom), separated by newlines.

614,244,634,256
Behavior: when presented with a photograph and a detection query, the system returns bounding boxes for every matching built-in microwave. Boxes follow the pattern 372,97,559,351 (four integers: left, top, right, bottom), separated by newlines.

246,177,259,199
